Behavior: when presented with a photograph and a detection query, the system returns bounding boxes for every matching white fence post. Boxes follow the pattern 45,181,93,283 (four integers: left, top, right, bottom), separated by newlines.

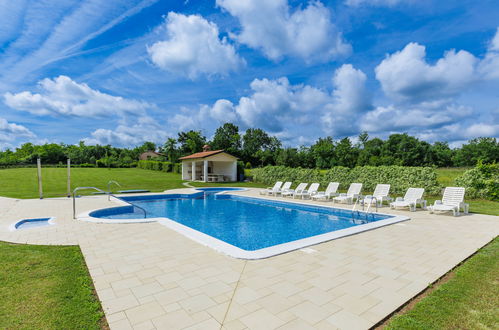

37,158,43,199
67,158,71,197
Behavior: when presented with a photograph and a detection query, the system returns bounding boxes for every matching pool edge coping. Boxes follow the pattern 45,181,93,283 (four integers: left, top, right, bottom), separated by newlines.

77,188,410,259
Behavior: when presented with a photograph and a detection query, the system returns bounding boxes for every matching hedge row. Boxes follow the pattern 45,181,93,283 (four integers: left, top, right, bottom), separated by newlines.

137,160,181,173
251,165,441,195
455,163,498,200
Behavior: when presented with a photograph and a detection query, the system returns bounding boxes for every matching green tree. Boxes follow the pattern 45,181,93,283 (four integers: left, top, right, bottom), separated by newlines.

211,123,241,156
310,137,335,169
177,130,206,155
242,128,272,164
162,138,179,162
453,137,499,166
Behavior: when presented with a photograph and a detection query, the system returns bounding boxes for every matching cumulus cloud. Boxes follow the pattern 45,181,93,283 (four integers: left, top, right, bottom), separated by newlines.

346,0,404,6
171,64,372,141
360,103,473,133
375,43,478,103
4,75,151,118
323,64,371,135
83,116,170,147
478,27,499,80
147,12,244,79
0,117,36,149
216,0,350,62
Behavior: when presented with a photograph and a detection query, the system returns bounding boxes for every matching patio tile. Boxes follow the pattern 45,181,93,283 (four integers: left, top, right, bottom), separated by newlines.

239,309,287,330
1,190,498,330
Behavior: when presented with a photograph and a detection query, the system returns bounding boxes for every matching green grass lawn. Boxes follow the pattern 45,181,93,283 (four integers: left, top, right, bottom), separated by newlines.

385,237,499,329
435,167,469,186
0,167,185,199
0,241,107,329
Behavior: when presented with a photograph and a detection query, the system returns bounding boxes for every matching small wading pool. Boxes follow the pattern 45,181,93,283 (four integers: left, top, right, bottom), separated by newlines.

11,217,55,231
88,188,409,259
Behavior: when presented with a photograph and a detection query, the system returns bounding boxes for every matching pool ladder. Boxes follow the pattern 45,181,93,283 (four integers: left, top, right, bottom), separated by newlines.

351,196,378,221
72,186,147,219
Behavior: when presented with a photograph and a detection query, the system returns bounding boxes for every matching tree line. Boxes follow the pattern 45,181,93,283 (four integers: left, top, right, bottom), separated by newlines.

0,123,497,168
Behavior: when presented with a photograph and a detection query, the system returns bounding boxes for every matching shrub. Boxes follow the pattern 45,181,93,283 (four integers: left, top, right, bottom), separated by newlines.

173,163,181,174
251,165,441,195
455,163,499,200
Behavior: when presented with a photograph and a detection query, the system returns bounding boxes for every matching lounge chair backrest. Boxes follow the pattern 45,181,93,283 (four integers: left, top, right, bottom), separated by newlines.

308,183,320,193
442,187,465,206
281,182,292,190
403,188,424,202
373,184,390,197
295,183,308,192
326,182,339,194
347,183,362,196
272,181,283,190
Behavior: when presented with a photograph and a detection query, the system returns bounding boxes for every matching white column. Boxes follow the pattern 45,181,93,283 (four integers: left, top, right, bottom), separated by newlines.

203,160,208,182
191,161,196,181
231,161,237,181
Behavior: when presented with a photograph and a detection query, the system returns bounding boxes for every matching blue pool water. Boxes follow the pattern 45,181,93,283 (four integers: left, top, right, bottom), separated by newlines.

15,218,52,230
91,189,391,251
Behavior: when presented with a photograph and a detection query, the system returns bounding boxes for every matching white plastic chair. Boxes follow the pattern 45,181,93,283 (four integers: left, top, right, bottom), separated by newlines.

295,183,320,199
333,183,363,204
283,183,308,198
361,184,391,208
312,182,339,201
390,188,425,211
273,181,292,196
429,187,468,216
260,181,282,195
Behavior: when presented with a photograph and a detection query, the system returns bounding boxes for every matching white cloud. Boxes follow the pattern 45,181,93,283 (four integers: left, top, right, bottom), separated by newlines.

375,42,478,103
345,0,404,6
83,116,170,147
478,27,499,80
171,65,372,139
147,12,244,79
216,0,350,62
0,117,36,149
360,103,473,133
4,75,151,118
0,0,161,89
322,64,371,135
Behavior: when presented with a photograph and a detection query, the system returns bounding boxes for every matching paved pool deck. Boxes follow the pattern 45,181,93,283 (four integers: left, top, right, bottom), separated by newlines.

0,188,498,330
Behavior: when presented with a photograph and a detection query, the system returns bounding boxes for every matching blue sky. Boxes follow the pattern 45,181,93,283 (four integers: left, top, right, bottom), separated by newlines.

0,0,498,149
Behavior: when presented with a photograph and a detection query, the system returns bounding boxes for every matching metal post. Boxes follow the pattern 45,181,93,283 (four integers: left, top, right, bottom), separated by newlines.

37,158,43,199
67,158,71,197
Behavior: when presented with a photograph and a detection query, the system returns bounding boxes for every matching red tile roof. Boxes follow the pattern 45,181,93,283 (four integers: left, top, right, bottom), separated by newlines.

179,149,227,160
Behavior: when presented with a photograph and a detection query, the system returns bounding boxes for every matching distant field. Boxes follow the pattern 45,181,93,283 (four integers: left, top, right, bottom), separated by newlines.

0,168,185,199
435,167,469,186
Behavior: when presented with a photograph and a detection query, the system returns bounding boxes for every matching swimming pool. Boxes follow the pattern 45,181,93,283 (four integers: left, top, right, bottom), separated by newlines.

10,217,55,231
88,188,409,259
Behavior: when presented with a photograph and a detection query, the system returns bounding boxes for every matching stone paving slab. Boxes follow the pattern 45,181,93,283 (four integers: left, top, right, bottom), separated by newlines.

0,188,498,329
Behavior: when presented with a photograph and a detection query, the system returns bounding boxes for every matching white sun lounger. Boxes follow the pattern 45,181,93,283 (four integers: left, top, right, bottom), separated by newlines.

260,181,282,195
428,187,468,216
294,183,320,199
361,184,391,207
273,181,292,196
282,183,307,198
333,183,362,204
312,182,339,201
390,188,426,211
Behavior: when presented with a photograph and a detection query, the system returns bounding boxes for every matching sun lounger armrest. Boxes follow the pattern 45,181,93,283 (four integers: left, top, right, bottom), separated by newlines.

395,197,404,202
434,200,442,205
338,193,347,197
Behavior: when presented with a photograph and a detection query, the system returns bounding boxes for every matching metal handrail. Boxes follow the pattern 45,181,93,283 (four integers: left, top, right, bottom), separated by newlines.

107,180,121,201
73,186,106,219
72,186,147,219
365,196,378,214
